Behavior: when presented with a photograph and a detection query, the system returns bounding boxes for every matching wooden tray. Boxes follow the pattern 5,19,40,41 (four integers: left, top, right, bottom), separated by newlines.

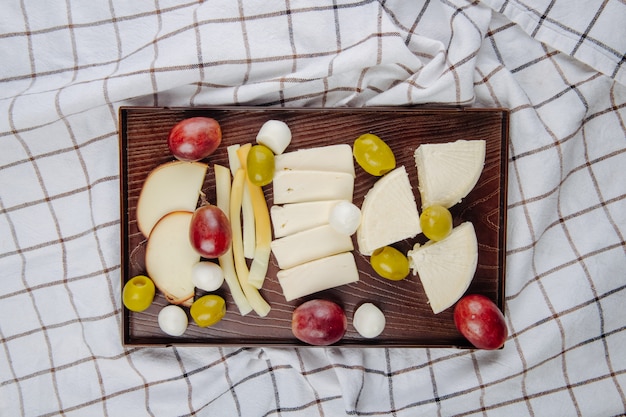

119,106,508,347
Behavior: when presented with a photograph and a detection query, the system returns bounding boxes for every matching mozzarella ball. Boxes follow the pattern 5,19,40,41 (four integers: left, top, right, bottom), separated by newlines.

353,303,386,338
158,305,188,336
329,201,361,235
192,262,224,292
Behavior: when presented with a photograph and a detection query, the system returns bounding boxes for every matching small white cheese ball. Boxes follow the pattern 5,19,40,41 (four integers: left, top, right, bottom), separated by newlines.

192,261,224,292
329,201,361,235
353,303,386,338
158,305,188,336
256,120,292,155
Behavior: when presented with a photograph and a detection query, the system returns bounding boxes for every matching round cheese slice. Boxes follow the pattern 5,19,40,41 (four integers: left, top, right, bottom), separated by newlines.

414,140,485,209
407,222,478,314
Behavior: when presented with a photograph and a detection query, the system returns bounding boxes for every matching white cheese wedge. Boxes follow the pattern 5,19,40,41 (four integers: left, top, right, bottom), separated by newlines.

136,161,208,238
407,222,478,314
277,252,359,301
272,170,354,204
270,200,341,238
414,139,486,209
274,144,355,177
356,166,421,255
270,224,354,269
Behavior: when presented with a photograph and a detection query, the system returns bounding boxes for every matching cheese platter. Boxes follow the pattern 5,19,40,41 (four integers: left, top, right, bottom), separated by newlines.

119,106,508,347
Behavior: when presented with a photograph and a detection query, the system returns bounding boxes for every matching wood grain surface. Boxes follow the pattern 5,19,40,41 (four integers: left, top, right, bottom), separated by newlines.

119,106,509,347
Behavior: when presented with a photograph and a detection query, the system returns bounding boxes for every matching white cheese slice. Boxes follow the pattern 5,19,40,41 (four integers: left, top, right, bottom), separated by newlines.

414,139,486,209
277,252,359,301
356,166,421,255
270,200,341,238
274,144,355,177
270,224,354,269
272,170,354,204
407,222,478,314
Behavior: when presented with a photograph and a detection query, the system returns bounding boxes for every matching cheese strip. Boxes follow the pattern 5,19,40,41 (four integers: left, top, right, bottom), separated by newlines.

274,144,355,177
272,170,354,204
270,224,354,270
277,252,359,301
270,200,341,238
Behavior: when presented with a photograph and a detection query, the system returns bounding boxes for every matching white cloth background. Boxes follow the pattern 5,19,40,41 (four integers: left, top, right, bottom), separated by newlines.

1,0,625,416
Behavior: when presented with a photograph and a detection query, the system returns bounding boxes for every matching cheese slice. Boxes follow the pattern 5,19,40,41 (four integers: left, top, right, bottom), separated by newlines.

277,252,359,301
270,224,354,269
136,161,208,237
272,170,354,204
414,139,486,209
270,200,341,238
274,144,355,177
356,166,421,255
407,222,478,314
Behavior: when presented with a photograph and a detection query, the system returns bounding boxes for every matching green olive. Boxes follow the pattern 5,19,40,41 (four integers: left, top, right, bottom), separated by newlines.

190,294,226,327
246,144,275,186
420,205,453,241
122,275,156,312
353,133,396,176
370,246,409,281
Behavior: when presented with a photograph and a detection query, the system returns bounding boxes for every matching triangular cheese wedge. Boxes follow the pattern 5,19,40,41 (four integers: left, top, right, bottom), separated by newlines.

356,166,421,255
414,140,485,209
407,222,478,314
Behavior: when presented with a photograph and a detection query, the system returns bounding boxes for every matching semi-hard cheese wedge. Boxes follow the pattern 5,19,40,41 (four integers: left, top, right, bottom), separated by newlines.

277,252,359,301
270,200,341,238
136,161,208,238
407,222,478,314
356,166,421,255
274,144,355,177
270,224,354,270
414,139,486,209
272,170,354,204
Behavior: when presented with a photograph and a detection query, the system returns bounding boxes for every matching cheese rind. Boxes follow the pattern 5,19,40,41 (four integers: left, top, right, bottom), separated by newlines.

270,200,341,238
274,144,355,177
357,166,421,255
272,170,354,204
277,252,359,301
270,224,354,269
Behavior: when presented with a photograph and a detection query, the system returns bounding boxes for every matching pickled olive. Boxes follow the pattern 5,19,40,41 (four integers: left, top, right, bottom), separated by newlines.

420,205,453,241
353,133,396,176
246,144,275,186
122,275,155,312
190,294,226,327
370,246,409,281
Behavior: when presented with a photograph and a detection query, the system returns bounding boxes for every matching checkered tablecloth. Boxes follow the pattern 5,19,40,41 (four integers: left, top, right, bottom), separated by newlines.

1,1,625,416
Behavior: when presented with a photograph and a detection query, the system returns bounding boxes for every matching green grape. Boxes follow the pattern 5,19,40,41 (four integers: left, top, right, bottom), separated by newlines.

246,144,275,186
353,133,396,176
420,205,453,241
370,246,409,281
190,294,226,327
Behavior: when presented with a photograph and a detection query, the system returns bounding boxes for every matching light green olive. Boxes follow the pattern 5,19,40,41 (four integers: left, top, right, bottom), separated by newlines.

122,275,156,312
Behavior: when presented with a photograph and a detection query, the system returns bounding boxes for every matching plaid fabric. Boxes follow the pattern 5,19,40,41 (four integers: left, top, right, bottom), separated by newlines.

1,0,625,416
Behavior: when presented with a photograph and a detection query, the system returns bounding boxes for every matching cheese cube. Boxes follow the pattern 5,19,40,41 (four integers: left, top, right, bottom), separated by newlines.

277,252,359,301
270,224,354,269
272,170,354,204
